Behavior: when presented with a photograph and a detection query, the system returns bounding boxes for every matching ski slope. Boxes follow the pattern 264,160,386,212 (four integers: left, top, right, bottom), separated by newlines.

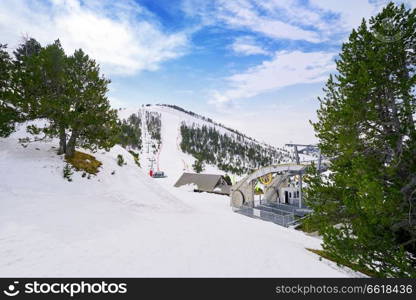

0,117,363,277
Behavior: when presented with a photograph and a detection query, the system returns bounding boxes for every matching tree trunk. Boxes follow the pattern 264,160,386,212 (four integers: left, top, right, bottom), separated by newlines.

65,131,78,158
57,126,66,155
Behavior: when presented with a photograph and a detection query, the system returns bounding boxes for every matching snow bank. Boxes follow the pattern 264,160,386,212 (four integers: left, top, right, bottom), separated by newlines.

0,122,362,277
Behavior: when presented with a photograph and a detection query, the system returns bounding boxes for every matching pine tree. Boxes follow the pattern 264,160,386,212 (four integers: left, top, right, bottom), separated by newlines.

0,44,18,137
17,40,72,154
13,37,42,65
64,49,119,157
192,157,205,173
1,38,43,137
305,3,416,277
15,41,119,158
12,37,43,122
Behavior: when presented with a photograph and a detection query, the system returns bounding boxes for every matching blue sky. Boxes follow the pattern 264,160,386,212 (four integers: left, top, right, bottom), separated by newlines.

1,0,415,146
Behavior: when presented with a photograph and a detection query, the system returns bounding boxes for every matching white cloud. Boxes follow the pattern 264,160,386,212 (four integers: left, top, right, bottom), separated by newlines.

257,0,332,33
216,0,322,43
260,0,415,42
230,36,270,56
182,0,323,42
210,51,336,105
308,0,376,32
183,0,411,46
0,0,189,75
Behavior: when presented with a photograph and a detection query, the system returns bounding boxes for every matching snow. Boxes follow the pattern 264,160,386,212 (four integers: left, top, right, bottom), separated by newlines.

0,116,363,277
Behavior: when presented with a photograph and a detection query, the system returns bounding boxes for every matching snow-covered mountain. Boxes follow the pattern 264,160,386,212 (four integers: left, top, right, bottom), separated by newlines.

118,104,299,182
0,116,359,277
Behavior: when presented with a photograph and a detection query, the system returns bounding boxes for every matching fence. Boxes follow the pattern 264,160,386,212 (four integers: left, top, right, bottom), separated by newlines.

234,206,295,227
259,200,312,217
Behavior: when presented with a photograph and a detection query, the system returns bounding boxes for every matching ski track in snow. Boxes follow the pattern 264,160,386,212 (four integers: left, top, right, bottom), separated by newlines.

0,110,363,277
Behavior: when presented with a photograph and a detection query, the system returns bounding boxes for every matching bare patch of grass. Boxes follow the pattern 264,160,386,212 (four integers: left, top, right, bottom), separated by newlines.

306,248,377,277
65,151,102,175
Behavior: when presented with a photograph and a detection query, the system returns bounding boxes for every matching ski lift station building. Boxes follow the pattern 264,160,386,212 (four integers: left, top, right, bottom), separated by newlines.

174,173,231,195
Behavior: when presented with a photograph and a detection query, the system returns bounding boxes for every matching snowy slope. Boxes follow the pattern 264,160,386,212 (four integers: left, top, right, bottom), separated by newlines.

119,105,235,184
118,105,301,183
0,121,362,277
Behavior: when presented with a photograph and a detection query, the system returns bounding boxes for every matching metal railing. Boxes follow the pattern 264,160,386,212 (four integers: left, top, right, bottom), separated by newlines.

290,198,308,209
234,206,295,227
261,201,297,213
260,199,309,210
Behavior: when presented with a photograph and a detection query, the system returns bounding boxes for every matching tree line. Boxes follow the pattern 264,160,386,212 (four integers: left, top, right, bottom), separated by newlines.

158,103,282,147
180,122,292,175
145,111,161,145
118,112,142,150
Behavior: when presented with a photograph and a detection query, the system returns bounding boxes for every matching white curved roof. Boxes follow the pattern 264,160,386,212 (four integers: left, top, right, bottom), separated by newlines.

233,163,307,190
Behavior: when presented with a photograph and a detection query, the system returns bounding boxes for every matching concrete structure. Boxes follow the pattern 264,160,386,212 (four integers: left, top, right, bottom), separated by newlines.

279,186,300,205
230,145,328,226
230,163,307,209
174,173,231,195
230,163,309,227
